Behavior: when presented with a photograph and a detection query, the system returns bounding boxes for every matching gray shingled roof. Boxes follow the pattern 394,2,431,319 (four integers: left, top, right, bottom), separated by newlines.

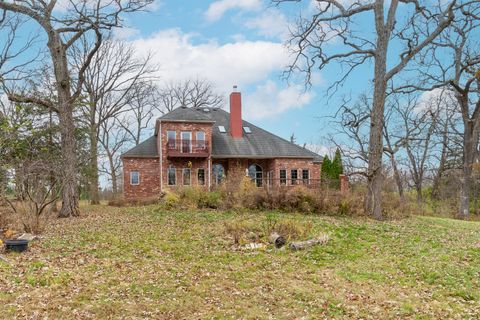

121,135,157,158
122,107,323,161
158,106,216,122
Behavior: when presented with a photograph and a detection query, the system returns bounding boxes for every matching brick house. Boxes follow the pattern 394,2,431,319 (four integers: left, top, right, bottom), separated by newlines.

121,88,323,200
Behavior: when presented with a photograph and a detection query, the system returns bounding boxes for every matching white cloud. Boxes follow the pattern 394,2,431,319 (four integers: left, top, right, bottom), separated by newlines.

130,28,316,120
112,26,141,40
244,80,314,120
205,0,262,22
244,9,290,40
130,28,288,93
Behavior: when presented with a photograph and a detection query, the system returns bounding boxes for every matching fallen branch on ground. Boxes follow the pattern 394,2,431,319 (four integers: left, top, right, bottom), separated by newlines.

289,234,329,251
268,232,286,248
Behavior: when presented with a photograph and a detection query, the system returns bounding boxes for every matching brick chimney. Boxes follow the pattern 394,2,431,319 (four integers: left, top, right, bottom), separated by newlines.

230,85,242,138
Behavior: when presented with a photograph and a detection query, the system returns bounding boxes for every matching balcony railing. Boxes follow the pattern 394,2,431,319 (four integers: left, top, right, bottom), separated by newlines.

167,139,209,158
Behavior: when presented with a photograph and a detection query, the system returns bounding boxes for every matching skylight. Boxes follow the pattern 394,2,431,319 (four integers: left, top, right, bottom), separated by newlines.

243,126,251,134
218,126,226,133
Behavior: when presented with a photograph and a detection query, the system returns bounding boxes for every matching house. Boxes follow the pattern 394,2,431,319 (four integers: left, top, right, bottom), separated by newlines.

121,87,323,200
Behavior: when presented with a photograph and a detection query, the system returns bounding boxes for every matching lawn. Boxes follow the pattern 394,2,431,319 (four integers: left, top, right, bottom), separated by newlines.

1,205,480,319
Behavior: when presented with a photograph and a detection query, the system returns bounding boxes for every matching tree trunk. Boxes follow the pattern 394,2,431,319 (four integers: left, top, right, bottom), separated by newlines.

389,154,404,200
48,35,80,218
107,152,118,195
58,107,80,217
432,127,448,199
459,121,474,219
416,184,423,204
89,123,100,205
366,6,388,220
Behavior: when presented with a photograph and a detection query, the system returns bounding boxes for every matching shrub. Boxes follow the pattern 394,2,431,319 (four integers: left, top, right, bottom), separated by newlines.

224,219,260,245
262,212,311,241
163,191,180,209
198,191,222,209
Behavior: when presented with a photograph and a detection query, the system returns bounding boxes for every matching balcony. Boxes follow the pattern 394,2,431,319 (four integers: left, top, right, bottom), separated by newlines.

167,139,209,158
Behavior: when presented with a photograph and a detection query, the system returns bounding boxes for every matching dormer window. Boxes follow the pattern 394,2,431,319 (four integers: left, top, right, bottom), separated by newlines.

243,126,251,134
218,126,226,133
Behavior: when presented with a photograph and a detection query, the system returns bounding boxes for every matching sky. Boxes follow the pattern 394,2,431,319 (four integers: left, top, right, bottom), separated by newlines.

111,0,371,157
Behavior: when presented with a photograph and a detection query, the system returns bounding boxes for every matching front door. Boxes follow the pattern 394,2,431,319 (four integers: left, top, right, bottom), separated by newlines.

181,132,191,153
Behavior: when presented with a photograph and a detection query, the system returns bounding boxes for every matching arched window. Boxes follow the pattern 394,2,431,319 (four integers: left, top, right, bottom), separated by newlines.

248,164,263,187
213,164,226,185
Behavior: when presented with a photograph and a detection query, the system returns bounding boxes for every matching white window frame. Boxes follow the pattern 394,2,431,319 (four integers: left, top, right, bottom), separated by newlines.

279,169,287,186
167,130,176,148
196,131,206,149
130,171,140,185
198,168,205,185
291,169,298,185
181,131,192,153
183,168,191,186
167,167,176,186
302,169,310,185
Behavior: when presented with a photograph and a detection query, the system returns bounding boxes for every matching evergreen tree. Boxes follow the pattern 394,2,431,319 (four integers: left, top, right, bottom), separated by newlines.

321,155,332,179
331,148,344,179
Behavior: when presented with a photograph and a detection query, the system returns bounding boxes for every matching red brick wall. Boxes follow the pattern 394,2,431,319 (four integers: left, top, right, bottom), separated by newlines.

271,158,321,187
159,121,213,189
123,157,160,200
210,158,320,187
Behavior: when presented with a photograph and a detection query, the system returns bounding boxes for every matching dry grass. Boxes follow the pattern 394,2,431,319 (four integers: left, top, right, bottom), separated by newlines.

1,204,480,319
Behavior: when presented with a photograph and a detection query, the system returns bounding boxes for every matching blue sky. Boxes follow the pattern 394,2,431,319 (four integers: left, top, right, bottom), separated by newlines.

115,0,372,156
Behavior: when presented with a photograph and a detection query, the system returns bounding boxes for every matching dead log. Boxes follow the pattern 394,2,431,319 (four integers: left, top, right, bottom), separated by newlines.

289,234,329,251
268,232,286,248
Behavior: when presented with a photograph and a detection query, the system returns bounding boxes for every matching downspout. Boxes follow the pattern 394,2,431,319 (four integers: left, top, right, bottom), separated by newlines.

208,156,211,190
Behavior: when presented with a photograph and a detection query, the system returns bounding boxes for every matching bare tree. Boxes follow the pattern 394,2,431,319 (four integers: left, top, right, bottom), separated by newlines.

99,118,129,195
120,82,159,146
276,0,456,219
158,79,224,112
0,0,153,217
398,3,480,218
72,37,156,204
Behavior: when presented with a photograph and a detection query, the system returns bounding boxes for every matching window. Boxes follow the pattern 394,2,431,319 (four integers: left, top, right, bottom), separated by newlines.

280,169,287,185
291,169,298,185
218,125,226,133
130,171,140,185
168,167,176,186
167,131,176,148
302,169,309,185
198,168,205,185
183,168,191,186
243,126,251,133
181,131,192,153
196,131,205,149
248,164,263,187
213,164,225,184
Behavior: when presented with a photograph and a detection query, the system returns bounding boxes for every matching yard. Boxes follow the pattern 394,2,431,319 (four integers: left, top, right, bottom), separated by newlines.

1,205,480,319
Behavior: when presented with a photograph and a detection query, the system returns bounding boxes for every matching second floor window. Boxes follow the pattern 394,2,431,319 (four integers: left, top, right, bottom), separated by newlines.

196,131,205,149
181,131,192,153
167,131,176,148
